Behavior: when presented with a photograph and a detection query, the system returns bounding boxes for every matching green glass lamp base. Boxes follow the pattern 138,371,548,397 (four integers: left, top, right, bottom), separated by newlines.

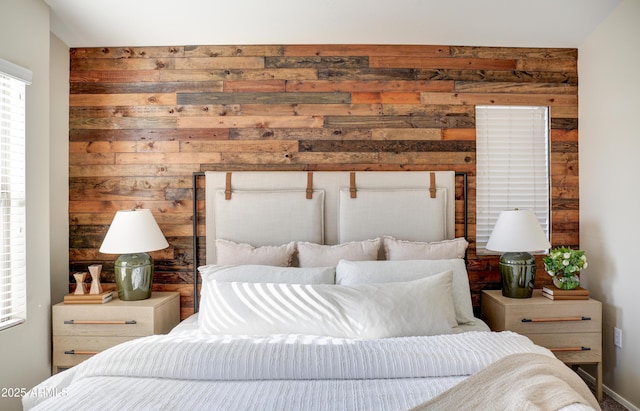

500,252,536,298
114,253,154,301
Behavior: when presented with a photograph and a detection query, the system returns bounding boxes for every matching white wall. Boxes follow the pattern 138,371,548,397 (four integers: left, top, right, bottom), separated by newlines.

579,0,640,407
0,0,52,410
50,32,70,305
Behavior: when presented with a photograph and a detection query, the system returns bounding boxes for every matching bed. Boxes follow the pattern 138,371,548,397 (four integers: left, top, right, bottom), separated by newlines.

23,171,600,411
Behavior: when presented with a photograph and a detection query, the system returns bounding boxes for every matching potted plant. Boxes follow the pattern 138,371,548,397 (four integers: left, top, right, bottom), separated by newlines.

543,247,588,290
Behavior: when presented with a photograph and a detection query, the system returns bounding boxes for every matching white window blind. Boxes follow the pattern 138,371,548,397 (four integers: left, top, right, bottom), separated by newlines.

0,58,30,332
475,106,550,255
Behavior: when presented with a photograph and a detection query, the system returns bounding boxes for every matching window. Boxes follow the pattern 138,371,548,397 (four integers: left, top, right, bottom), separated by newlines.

0,58,31,331
475,106,550,255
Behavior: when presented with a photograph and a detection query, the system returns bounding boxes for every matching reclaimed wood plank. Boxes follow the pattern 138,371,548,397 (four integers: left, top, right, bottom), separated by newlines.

70,70,160,83
184,45,285,57
159,68,318,82
70,105,242,118
178,115,324,129
238,104,382,116
370,56,518,70
179,140,298,153
177,92,351,105
69,141,180,153
371,128,442,140
265,56,369,68
70,81,223,94
283,44,450,57
69,200,194,213
421,92,577,106
287,79,453,93
229,128,373,140
351,92,421,104
69,117,177,130
69,164,203,177
450,46,577,59
299,140,475,152
70,93,177,106
70,47,185,59
174,57,265,69
517,59,577,72
115,152,223,165
454,81,577,94
69,128,230,142
324,115,474,128
223,80,286,92
442,128,476,140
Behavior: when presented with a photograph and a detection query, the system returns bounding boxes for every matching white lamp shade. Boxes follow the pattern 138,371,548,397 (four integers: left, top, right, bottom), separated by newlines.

485,209,551,252
99,209,169,254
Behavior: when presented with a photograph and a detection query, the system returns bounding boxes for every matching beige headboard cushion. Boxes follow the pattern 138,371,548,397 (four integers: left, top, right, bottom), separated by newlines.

205,171,455,264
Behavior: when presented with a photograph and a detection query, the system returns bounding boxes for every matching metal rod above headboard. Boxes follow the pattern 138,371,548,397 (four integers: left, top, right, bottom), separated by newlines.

191,171,469,314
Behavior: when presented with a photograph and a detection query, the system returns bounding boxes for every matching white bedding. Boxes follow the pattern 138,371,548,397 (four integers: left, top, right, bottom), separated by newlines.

24,329,596,411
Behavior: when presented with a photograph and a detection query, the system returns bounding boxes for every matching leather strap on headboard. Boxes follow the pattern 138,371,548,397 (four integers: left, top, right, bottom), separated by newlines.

350,172,357,199
306,172,313,199
225,172,232,200
430,172,437,199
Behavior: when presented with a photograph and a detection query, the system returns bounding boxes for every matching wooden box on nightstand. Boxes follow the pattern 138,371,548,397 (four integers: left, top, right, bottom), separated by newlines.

481,289,603,402
52,291,180,373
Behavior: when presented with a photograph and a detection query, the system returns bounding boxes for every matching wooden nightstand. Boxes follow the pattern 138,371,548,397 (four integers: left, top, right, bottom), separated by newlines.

52,291,180,373
481,289,603,402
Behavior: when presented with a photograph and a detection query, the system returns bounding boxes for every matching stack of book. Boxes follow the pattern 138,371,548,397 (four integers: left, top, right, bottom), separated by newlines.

542,285,589,300
64,290,113,304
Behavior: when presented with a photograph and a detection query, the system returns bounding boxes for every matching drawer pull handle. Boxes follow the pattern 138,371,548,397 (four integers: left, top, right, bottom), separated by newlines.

64,350,99,355
550,346,591,352
64,320,137,325
521,316,591,323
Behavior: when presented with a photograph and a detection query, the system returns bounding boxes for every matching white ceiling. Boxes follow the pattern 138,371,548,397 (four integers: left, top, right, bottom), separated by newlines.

45,0,620,49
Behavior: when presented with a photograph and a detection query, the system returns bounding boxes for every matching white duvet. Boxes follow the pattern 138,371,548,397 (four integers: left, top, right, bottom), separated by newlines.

24,330,596,411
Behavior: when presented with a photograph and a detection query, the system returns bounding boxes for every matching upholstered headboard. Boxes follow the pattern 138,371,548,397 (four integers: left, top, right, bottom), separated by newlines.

203,171,456,265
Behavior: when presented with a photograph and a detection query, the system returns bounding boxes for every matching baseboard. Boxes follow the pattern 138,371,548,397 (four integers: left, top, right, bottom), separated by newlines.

577,367,639,411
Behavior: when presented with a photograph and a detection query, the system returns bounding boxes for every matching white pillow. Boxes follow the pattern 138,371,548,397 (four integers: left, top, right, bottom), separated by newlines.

383,236,468,260
297,238,380,267
198,264,335,285
215,239,295,266
198,271,458,339
336,259,475,325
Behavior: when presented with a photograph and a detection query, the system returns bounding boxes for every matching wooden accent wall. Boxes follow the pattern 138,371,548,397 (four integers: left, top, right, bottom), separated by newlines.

68,45,579,319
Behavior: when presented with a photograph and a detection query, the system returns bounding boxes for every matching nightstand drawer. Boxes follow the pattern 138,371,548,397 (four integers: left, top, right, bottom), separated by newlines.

526,333,602,363
53,306,156,337
52,336,135,368
503,303,601,334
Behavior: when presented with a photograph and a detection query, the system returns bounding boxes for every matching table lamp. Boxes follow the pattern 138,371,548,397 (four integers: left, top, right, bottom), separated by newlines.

485,209,551,298
99,209,169,300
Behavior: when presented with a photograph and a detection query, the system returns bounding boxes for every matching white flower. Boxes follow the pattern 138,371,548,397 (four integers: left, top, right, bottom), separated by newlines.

563,253,571,259
562,260,570,266
583,262,588,269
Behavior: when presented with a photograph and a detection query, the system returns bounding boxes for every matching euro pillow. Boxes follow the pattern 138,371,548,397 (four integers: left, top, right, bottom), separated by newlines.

296,238,380,267
197,264,335,285
383,236,468,260
215,239,295,266
336,259,475,325
198,271,458,339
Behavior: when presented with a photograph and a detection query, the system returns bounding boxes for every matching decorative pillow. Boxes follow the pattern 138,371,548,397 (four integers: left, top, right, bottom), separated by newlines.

335,259,475,325
383,236,468,260
198,271,458,339
215,239,295,266
296,238,380,267
198,264,335,285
